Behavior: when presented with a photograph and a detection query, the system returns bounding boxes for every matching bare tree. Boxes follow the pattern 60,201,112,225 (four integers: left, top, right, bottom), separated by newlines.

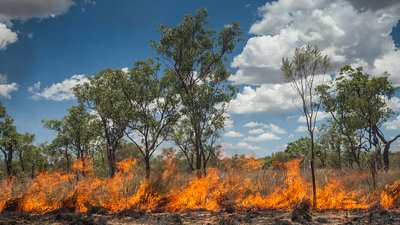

281,45,330,208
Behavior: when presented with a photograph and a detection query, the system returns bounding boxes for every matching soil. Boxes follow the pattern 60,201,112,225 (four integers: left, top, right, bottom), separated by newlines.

1,208,400,225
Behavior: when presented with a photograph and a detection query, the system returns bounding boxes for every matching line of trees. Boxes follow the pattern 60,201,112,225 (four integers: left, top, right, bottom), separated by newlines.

1,11,399,211
0,9,239,180
266,45,400,207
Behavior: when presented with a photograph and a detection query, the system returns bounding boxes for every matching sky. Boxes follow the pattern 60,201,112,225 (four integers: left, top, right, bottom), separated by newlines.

0,0,400,157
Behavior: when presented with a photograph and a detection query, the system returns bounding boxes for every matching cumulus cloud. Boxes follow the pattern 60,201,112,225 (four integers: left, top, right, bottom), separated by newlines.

389,97,400,112
244,132,281,142
248,128,264,135
229,83,300,113
384,115,400,130
0,0,74,50
295,125,308,133
222,142,262,152
230,0,400,85
0,23,17,50
242,121,284,142
0,0,74,21
243,121,286,134
224,130,243,138
0,74,18,98
29,74,88,101
229,75,330,114
345,0,400,11
297,111,331,123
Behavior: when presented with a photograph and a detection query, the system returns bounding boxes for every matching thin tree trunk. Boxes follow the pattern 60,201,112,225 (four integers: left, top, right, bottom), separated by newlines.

383,143,390,172
64,146,71,173
310,132,317,208
145,155,151,180
107,145,116,177
18,151,25,173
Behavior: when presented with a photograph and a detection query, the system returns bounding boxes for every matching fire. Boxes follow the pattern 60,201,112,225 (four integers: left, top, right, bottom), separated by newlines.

240,159,307,209
380,180,400,209
167,169,225,211
317,180,369,209
19,172,74,214
0,178,14,212
0,157,396,214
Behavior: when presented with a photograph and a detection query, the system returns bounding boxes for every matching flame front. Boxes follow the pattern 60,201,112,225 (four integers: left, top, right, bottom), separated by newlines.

0,158,397,214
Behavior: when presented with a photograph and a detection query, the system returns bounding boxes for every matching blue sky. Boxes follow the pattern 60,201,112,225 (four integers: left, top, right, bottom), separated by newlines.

1,0,400,157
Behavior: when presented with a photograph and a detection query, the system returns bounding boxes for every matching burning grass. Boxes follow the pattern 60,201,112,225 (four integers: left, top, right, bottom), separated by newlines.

0,158,399,215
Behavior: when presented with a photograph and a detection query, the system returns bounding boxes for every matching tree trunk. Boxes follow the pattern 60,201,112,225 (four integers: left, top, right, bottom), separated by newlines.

145,155,151,180
383,143,390,172
4,145,13,177
30,163,35,179
336,143,342,170
310,132,317,208
194,131,202,178
64,147,71,173
107,145,116,177
18,151,25,172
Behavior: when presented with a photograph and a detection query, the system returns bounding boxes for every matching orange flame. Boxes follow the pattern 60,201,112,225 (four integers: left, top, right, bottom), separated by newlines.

0,157,394,214
380,180,400,209
0,178,14,212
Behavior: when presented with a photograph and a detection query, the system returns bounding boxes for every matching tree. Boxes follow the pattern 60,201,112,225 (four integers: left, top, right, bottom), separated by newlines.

318,66,397,171
75,69,129,177
122,59,180,180
63,105,97,160
152,9,240,177
318,123,343,169
43,119,72,172
15,133,35,173
281,45,330,208
0,103,19,177
44,105,97,174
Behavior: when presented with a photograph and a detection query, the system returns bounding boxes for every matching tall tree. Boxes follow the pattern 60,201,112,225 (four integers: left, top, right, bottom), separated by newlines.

122,59,180,180
318,66,397,171
63,105,97,160
281,45,330,208
74,69,129,177
15,133,35,173
152,9,240,177
43,119,72,172
0,104,18,177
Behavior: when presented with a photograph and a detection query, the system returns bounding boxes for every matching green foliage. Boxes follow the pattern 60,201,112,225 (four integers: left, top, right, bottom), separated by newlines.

317,65,396,168
152,9,240,175
121,59,180,178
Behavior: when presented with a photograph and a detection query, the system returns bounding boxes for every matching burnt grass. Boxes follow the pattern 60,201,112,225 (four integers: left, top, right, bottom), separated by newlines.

1,208,400,225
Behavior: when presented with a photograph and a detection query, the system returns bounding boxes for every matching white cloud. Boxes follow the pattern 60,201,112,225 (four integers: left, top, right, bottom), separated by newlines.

243,121,264,129
0,74,18,98
248,128,264,135
297,111,331,123
0,0,74,50
222,141,262,152
29,74,88,101
0,23,17,49
121,67,129,73
224,113,234,130
384,115,400,130
230,0,400,85
244,132,281,142
229,83,300,113
244,121,286,134
224,130,243,138
295,125,308,133
0,0,74,21
266,123,287,134
389,97,400,112
243,121,287,137
229,72,330,115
